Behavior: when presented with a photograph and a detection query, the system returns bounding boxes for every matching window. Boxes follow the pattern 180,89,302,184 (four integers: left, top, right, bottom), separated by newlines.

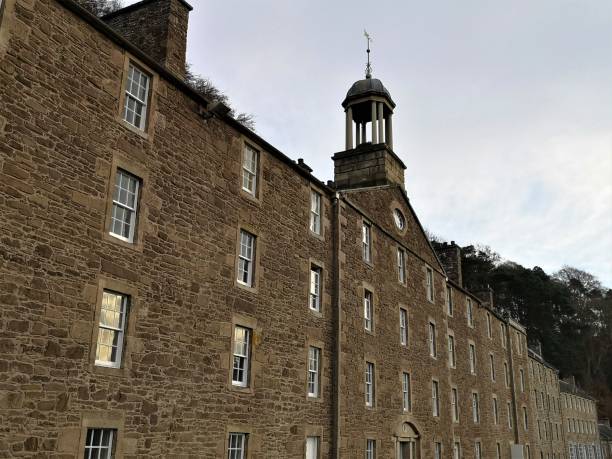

507,401,513,429
446,285,453,315
469,343,476,374
466,298,474,327
232,326,251,387
365,362,375,407
453,443,461,459
486,313,492,338
489,354,496,381
228,433,247,459
432,380,440,417
525,445,531,459
428,322,437,358
397,248,406,283
110,169,140,243
515,331,522,355
309,266,322,312
307,346,321,397
472,392,480,423
84,428,116,459
237,230,256,287
242,144,259,195
123,63,150,130
492,396,499,424
496,443,502,459
310,190,322,234
426,267,434,301
306,436,319,459
95,291,129,368
364,290,373,332
451,387,459,422
402,372,411,412
475,442,482,459
393,209,406,230
523,406,529,430
520,368,525,392
362,222,372,262
366,439,376,459
399,308,408,346
448,334,456,368
434,442,442,459
501,323,507,348
504,361,509,388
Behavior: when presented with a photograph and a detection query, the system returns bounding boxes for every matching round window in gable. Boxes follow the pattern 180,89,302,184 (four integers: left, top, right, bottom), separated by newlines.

393,209,406,231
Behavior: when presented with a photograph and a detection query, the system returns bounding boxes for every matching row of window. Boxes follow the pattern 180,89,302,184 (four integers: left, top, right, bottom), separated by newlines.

538,419,562,441
568,443,605,459
562,392,597,414
567,417,598,435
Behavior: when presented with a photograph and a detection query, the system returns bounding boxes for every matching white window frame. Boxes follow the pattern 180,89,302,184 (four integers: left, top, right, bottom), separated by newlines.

489,353,496,381
434,442,442,459
364,290,373,332
397,247,406,284
95,290,128,368
426,266,434,302
362,222,372,262
504,361,510,388
309,265,322,312
507,401,513,429
501,322,507,348
469,343,476,375
487,312,492,338
493,396,499,424
523,406,529,430
448,334,456,368
475,442,482,459
237,230,256,287
453,442,461,459
242,144,259,196
432,380,440,417
402,372,411,412
428,322,437,358
451,387,459,422
232,325,251,387
365,362,375,407
466,298,474,327
496,443,502,459
310,190,321,235
123,63,150,130
472,392,480,423
366,439,376,459
520,368,525,392
306,436,319,459
228,432,247,459
399,308,408,346
446,285,453,316
84,428,115,459
307,346,321,398
110,169,140,243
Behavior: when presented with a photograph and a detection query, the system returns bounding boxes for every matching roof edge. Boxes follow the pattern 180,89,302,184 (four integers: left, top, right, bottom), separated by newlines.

102,0,193,20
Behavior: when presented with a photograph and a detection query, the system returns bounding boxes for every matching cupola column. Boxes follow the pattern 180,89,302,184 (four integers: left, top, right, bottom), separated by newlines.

345,107,354,150
377,102,384,144
371,101,378,143
385,113,393,150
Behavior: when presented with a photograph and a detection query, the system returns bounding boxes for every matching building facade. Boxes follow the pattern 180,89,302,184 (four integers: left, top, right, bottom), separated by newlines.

0,0,602,457
560,378,602,459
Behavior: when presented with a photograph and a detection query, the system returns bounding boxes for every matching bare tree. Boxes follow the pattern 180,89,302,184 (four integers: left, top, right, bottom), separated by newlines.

185,64,255,131
77,0,122,16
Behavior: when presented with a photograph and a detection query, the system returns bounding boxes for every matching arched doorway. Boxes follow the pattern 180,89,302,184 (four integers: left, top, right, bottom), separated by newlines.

396,422,420,459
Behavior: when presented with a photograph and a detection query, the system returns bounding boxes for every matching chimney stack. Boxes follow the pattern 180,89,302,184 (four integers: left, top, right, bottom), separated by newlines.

432,241,463,287
103,0,192,78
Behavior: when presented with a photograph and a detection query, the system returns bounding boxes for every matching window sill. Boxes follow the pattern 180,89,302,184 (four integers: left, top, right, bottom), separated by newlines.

103,231,144,252
239,188,262,206
119,119,150,140
235,281,258,294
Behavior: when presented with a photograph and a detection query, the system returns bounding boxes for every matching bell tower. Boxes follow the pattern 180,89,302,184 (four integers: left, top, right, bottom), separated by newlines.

333,35,406,190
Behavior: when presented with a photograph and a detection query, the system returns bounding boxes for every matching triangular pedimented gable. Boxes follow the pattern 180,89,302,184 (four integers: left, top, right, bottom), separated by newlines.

340,184,446,274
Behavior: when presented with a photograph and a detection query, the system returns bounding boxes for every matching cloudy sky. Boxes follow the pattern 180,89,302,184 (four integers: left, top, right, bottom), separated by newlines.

129,0,612,286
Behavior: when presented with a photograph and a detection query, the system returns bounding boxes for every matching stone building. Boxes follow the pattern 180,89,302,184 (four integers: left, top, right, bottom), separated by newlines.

560,378,601,459
0,0,599,458
528,346,566,458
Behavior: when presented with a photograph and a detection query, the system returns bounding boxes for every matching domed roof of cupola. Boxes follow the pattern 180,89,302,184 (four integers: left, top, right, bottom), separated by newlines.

342,76,395,109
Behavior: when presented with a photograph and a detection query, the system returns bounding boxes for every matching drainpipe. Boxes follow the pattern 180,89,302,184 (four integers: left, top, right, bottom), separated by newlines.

332,192,342,459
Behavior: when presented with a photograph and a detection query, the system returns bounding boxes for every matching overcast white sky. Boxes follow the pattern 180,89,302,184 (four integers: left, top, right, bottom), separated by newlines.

129,0,612,287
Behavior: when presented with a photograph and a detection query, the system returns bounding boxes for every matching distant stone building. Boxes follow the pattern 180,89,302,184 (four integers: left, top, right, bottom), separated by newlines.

599,420,612,459
0,0,602,457
560,377,601,459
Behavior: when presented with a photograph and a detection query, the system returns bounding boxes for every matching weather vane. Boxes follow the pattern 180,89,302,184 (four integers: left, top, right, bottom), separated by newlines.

364,29,373,78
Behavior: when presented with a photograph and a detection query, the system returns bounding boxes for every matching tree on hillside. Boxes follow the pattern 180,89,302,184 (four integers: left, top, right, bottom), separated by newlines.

77,0,122,16
185,65,255,131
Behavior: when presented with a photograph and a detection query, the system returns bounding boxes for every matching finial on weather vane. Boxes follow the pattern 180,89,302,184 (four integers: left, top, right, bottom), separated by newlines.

364,29,372,78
